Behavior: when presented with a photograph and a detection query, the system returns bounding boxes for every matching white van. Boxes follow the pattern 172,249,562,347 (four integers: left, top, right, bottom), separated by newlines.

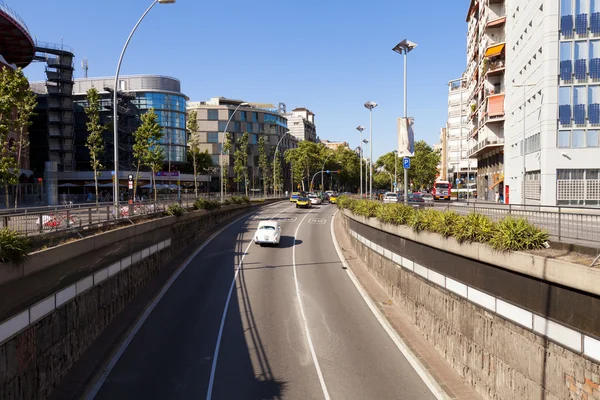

254,220,282,246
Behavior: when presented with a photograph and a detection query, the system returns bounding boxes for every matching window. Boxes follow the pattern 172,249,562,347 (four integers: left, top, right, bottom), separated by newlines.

561,42,573,80
233,121,241,132
218,121,228,132
211,155,219,165
588,130,600,146
558,130,571,147
525,133,541,154
559,86,572,125
252,112,258,122
246,123,253,133
250,134,258,144
576,0,589,15
593,0,600,13
525,171,541,200
573,129,586,146
208,109,219,120
240,111,247,121
229,109,234,119
207,132,218,143
557,169,600,205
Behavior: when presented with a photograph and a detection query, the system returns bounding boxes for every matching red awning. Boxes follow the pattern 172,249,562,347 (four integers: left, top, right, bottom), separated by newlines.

486,16,506,29
488,94,505,117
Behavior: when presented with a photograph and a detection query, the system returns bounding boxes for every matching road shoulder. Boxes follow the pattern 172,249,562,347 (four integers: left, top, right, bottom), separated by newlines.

332,211,482,400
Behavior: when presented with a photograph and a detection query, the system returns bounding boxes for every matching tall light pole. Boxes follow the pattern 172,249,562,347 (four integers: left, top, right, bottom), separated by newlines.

513,82,536,206
393,38,417,205
321,152,334,192
363,138,369,198
356,125,365,197
112,0,175,216
272,130,289,196
393,150,398,192
220,102,248,203
364,102,377,199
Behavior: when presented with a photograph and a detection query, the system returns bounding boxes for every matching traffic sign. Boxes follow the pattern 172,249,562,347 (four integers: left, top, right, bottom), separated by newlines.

403,157,410,169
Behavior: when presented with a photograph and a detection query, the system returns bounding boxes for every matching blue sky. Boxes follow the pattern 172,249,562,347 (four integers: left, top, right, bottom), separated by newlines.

16,0,468,160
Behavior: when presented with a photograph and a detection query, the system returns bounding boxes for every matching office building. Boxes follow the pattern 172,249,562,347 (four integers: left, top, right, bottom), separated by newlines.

447,77,477,188
465,0,506,202
187,97,297,193
285,107,317,142
320,139,349,151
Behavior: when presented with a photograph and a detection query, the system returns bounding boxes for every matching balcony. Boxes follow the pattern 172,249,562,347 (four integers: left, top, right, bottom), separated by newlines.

486,59,505,76
467,137,505,158
486,16,506,30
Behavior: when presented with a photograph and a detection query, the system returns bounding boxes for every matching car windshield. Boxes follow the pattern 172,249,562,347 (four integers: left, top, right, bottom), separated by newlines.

259,225,276,230
308,194,317,198
436,184,449,189
385,193,396,197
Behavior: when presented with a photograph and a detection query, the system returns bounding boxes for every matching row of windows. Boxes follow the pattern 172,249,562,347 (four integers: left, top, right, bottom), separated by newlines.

524,133,541,154
156,111,186,129
557,168,600,205
561,0,600,17
133,93,186,113
558,129,600,147
207,132,261,145
558,85,600,105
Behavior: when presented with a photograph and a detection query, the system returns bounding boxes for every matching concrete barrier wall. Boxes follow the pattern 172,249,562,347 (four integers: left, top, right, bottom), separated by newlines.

342,211,600,400
0,202,272,400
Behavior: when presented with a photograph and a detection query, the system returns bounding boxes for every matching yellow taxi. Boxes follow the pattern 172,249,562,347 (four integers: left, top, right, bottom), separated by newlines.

290,192,300,202
329,193,338,204
296,196,311,208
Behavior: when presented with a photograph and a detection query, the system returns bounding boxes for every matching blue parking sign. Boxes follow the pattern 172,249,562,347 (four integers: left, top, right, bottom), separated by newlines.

403,157,410,169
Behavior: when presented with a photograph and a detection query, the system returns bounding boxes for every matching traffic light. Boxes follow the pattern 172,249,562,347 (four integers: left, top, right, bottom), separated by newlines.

338,170,341,174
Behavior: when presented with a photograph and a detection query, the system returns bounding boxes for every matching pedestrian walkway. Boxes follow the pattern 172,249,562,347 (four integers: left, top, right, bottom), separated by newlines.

334,213,482,400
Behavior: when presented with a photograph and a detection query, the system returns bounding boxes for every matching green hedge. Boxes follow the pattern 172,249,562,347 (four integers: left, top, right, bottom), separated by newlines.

337,196,549,252
194,198,221,211
166,203,185,217
0,228,30,263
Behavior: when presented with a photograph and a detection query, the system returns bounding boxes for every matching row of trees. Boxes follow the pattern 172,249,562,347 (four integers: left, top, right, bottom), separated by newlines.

0,68,37,209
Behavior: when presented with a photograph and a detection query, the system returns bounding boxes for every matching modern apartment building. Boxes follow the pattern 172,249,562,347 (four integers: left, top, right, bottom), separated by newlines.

187,97,297,193
447,78,477,188
466,0,507,202
285,107,317,142
320,139,349,151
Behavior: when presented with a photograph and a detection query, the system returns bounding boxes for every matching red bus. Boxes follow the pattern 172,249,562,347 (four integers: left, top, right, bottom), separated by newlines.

432,180,451,200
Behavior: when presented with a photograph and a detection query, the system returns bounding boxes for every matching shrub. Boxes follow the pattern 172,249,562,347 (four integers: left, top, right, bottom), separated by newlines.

375,203,415,225
353,199,381,218
337,195,353,210
489,217,549,251
242,196,250,204
454,213,496,244
194,198,221,211
432,210,463,238
0,228,29,264
230,196,244,205
166,203,185,217
222,199,231,206
408,208,439,233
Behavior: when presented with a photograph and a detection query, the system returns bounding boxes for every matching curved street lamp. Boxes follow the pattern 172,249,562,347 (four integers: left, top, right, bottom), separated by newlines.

220,102,248,203
272,130,290,197
356,125,365,197
112,0,176,217
362,138,370,199
364,102,377,199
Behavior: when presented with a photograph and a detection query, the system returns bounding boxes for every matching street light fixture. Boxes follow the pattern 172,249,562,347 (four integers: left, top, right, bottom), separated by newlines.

356,125,365,197
513,82,536,206
112,0,175,217
393,150,398,193
272,130,290,197
392,38,417,205
364,102,377,199
220,102,249,203
363,138,370,198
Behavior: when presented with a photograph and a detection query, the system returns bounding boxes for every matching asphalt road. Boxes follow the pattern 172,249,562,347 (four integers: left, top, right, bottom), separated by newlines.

88,201,436,400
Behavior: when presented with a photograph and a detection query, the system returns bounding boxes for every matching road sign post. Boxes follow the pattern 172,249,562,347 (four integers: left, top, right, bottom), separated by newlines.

403,157,410,169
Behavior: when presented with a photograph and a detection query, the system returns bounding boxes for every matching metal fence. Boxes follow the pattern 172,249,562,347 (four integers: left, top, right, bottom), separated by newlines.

434,201,600,246
0,194,284,237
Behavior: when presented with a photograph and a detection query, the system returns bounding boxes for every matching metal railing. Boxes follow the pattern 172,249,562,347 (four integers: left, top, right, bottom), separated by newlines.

0,2,32,40
0,193,285,237
435,201,600,246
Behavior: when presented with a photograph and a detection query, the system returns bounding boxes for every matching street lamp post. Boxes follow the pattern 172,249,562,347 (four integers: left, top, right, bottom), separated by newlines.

514,82,536,206
363,139,369,198
321,152,334,192
356,125,365,197
393,38,417,205
112,0,175,217
220,102,248,203
393,150,398,192
364,102,377,199
272,130,290,197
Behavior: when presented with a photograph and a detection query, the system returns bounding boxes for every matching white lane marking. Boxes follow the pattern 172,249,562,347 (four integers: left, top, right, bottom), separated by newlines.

293,208,331,400
206,204,295,400
329,210,445,400
85,201,288,399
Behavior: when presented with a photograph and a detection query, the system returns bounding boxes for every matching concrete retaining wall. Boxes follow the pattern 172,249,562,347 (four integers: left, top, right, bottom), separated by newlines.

0,202,272,400
342,211,600,400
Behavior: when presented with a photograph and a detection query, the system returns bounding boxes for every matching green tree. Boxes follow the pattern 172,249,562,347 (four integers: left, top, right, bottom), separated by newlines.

0,68,25,208
187,110,201,197
258,135,270,197
222,133,232,195
333,147,361,192
133,108,163,201
272,149,282,195
284,141,326,191
407,140,441,190
84,88,104,206
233,132,249,196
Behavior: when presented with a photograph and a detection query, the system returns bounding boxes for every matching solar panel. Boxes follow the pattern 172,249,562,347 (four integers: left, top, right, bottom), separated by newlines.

575,59,587,80
574,104,586,124
560,60,573,81
591,13,600,34
589,103,600,124
591,59,600,79
559,105,572,125
561,15,574,36
576,13,588,35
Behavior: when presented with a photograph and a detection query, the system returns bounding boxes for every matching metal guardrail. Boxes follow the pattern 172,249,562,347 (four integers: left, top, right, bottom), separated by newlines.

435,201,600,246
1,194,284,237
0,2,32,40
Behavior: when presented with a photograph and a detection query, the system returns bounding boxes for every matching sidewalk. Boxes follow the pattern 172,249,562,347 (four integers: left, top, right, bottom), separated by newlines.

333,213,482,400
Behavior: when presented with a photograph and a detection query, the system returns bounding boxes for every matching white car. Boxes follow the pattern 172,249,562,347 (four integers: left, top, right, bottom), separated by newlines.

308,194,322,205
383,192,399,203
254,220,281,246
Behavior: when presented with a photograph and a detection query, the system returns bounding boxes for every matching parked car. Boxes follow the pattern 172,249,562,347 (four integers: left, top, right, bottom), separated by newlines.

254,220,282,246
383,192,399,203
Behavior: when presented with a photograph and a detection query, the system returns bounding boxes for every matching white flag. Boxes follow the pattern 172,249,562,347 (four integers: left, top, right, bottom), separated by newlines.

397,117,415,157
